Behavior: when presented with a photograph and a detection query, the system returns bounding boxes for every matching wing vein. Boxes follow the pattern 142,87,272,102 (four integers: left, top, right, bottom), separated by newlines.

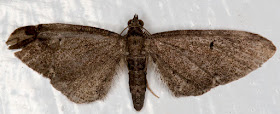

59,44,121,97
149,53,201,89
159,40,254,74
157,40,213,77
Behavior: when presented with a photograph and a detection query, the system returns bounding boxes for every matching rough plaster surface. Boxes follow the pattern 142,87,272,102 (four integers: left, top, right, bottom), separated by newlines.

0,0,279,114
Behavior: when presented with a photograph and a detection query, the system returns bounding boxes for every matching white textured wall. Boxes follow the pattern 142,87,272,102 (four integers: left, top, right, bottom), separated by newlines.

0,0,279,114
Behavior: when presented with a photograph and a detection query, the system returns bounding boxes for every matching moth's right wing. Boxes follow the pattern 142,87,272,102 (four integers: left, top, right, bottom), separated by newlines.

145,30,276,97
6,24,126,103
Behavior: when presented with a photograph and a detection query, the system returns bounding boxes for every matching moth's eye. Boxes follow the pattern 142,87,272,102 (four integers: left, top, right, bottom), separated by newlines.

139,20,144,26
128,20,132,25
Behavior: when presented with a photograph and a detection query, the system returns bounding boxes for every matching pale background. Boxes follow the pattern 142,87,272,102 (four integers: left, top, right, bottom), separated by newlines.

0,0,279,114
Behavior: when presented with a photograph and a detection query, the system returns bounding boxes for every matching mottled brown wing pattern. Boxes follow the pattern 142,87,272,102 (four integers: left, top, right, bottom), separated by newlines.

6,24,125,103
145,30,276,97
6,14,277,111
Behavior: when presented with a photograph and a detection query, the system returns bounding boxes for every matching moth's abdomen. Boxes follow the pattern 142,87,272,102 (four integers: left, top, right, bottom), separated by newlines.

127,57,147,111
126,36,147,111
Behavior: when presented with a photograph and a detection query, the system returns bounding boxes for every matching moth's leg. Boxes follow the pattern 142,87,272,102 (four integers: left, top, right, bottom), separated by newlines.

146,80,159,98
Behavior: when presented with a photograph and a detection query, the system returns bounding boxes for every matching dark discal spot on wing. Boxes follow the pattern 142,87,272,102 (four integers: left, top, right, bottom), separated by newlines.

6,16,277,112
210,40,215,50
146,30,276,97
7,23,125,104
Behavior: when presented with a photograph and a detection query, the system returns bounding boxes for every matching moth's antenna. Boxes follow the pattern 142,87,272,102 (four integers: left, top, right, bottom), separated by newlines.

141,27,151,36
120,26,129,35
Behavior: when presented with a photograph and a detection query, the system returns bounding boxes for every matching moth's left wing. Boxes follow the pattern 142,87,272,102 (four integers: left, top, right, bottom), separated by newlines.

145,30,276,97
6,24,126,103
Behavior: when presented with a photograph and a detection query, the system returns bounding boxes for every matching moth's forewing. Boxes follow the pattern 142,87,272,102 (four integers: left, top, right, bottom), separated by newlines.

145,30,276,96
7,23,126,103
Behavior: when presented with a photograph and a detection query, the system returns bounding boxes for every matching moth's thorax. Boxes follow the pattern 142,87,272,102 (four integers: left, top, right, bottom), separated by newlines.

127,27,144,37
126,36,145,56
125,27,146,56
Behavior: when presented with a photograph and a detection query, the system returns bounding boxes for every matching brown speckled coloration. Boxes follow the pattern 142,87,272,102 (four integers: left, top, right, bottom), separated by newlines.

6,24,124,103
6,14,276,111
146,30,276,97
125,15,148,111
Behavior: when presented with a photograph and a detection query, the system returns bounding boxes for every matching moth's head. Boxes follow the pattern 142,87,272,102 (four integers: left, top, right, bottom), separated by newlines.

128,14,144,27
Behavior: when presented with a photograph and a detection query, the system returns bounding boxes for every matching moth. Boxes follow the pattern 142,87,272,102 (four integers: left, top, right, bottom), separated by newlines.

6,14,276,111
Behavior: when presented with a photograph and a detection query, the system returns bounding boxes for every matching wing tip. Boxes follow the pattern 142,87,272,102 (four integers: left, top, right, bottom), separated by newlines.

248,32,277,58
6,25,37,49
